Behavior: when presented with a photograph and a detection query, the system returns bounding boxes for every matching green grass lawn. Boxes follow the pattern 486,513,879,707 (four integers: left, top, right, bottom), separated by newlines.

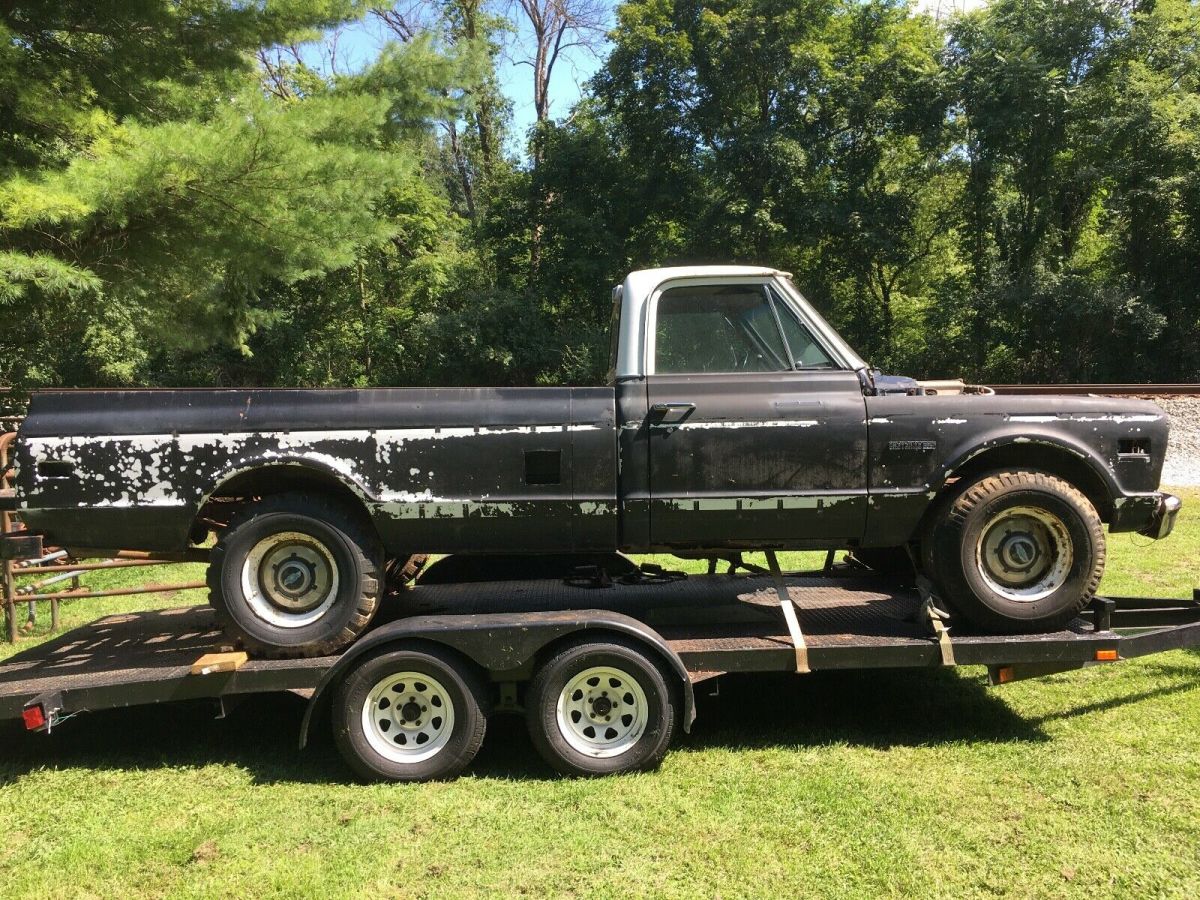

1,491,1198,897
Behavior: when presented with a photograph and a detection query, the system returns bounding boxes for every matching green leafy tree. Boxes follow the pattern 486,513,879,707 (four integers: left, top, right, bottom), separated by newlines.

0,1,445,389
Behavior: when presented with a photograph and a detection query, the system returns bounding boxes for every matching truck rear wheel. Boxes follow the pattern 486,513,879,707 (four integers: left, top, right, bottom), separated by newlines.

926,470,1105,633
332,645,488,782
208,493,382,658
525,638,679,777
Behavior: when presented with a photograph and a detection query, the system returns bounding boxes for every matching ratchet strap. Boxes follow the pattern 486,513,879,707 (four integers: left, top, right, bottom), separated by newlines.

915,574,956,666
766,550,810,674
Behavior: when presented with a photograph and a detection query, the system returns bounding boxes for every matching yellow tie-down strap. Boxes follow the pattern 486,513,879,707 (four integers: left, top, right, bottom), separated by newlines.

916,576,956,667
766,551,810,674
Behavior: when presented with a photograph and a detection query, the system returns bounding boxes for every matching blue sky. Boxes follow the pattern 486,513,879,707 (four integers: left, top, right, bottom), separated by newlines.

307,5,613,152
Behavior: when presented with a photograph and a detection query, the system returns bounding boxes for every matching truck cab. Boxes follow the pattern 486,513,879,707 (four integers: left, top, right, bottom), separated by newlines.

610,266,871,552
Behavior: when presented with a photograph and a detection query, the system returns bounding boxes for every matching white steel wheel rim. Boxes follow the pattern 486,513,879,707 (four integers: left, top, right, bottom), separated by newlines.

556,665,648,759
975,505,1074,602
240,531,340,629
362,671,455,764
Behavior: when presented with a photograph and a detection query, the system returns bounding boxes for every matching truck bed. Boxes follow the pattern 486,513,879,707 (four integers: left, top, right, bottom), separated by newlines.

5,573,1198,721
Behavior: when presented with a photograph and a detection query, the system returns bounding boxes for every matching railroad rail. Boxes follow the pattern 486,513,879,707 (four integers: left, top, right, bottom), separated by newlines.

989,384,1200,396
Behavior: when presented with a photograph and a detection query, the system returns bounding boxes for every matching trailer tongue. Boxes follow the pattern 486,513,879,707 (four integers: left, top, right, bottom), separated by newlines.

3,567,1199,780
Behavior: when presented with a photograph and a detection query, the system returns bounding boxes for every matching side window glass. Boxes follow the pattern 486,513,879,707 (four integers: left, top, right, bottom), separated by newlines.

771,290,836,369
655,285,790,374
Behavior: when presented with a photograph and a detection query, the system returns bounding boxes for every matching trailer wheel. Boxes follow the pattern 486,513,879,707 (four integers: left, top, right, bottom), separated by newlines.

208,492,381,658
332,646,487,782
927,469,1105,633
526,638,679,777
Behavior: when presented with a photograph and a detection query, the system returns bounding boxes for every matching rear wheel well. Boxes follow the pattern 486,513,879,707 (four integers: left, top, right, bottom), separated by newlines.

196,465,373,541
943,444,1113,522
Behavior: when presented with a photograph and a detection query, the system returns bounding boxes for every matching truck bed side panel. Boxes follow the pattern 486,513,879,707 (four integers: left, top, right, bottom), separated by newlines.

16,388,618,554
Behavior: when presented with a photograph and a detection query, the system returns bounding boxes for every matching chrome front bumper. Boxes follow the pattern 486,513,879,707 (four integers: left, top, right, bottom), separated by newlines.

1138,492,1182,540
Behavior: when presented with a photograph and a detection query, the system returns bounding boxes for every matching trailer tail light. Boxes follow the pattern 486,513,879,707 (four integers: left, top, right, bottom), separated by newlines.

21,692,62,732
1095,649,1119,661
995,665,1014,684
22,704,46,731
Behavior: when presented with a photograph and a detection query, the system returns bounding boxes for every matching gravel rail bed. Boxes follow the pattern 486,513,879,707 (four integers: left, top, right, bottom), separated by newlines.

1156,396,1200,487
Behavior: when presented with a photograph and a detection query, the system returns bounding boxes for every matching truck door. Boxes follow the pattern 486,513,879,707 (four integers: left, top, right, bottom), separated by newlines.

644,279,868,549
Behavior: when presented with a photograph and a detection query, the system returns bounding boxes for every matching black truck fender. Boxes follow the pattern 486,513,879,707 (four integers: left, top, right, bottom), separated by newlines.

934,429,1123,508
298,609,697,748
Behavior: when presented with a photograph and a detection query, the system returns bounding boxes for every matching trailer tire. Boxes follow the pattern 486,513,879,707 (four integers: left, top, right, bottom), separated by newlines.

927,469,1105,633
526,637,679,777
208,492,382,658
332,645,487,782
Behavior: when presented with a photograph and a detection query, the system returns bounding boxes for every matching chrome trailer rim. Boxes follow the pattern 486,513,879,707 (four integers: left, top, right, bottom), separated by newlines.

240,531,340,628
363,671,455,763
556,665,648,758
975,505,1074,602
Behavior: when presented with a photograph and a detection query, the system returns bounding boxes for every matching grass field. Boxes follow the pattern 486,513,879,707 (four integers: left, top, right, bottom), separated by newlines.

1,491,1198,898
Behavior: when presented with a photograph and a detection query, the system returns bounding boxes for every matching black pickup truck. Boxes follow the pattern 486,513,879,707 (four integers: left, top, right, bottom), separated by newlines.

10,266,1180,656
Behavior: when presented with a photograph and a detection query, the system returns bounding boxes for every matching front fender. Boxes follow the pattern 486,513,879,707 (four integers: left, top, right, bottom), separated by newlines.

936,427,1122,497
298,609,697,747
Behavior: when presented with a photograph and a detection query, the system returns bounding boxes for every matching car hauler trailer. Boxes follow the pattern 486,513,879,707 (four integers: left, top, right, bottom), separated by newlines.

2,553,1199,782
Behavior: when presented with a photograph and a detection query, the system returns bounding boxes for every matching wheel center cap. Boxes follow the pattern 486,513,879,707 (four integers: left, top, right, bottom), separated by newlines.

592,696,613,717
1000,533,1039,571
400,701,422,723
274,557,315,597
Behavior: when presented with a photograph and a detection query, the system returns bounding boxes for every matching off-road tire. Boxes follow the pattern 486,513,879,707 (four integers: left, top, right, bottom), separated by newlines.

332,644,488,782
525,638,679,777
208,492,382,658
926,470,1105,633
385,554,428,591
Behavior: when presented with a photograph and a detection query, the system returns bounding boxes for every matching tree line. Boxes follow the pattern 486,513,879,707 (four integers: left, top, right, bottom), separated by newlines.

2,0,1199,397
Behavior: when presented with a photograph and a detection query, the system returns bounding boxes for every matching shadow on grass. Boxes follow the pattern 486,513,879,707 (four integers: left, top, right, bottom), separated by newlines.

2,661,1195,785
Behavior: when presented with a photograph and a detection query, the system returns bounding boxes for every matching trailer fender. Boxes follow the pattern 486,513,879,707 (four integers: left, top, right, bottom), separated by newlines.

298,609,696,748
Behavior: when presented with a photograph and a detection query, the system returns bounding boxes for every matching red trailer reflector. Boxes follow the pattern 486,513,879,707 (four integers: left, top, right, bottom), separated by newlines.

22,704,46,731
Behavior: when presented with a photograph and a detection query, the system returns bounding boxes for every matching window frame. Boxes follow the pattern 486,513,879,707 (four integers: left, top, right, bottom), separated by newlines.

644,275,847,377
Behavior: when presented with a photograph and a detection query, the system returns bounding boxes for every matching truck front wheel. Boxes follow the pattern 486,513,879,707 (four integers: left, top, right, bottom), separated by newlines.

208,492,382,657
526,638,679,777
926,470,1106,633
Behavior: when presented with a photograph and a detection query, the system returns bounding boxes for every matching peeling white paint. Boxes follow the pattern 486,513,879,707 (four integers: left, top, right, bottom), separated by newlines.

656,419,821,430
934,417,968,425
1071,414,1162,423
661,494,858,512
